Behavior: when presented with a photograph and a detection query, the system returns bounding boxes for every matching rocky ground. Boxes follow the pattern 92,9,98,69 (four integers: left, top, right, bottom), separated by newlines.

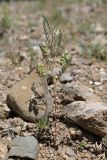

0,0,107,160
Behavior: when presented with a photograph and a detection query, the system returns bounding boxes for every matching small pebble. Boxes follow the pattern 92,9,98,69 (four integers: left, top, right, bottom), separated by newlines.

89,148,94,153
88,88,93,92
89,81,94,85
60,73,73,83
69,128,76,137
14,126,21,135
94,81,102,86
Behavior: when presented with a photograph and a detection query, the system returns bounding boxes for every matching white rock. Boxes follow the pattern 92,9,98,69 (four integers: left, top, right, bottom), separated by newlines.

94,81,102,86
89,80,94,85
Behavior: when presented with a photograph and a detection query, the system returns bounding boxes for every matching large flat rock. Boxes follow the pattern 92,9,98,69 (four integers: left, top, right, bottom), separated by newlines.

6,70,52,122
61,101,107,136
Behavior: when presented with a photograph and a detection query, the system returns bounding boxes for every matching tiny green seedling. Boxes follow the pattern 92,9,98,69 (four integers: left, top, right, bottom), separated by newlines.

80,140,86,148
36,116,48,134
102,135,107,144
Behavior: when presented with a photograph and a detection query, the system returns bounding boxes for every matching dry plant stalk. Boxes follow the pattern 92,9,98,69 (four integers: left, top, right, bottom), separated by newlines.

36,16,71,145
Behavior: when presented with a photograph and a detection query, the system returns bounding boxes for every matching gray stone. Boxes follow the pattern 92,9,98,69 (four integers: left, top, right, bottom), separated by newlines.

100,68,107,82
103,95,107,101
100,73,107,83
52,67,62,76
61,83,101,104
6,70,52,122
64,146,77,159
58,145,77,160
61,101,107,136
8,136,39,160
60,73,73,83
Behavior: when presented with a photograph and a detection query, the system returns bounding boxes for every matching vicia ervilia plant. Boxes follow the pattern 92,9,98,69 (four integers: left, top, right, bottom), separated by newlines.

36,16,71,145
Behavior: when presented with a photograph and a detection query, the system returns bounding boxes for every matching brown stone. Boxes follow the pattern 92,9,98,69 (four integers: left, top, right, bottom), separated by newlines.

6,70,52,122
